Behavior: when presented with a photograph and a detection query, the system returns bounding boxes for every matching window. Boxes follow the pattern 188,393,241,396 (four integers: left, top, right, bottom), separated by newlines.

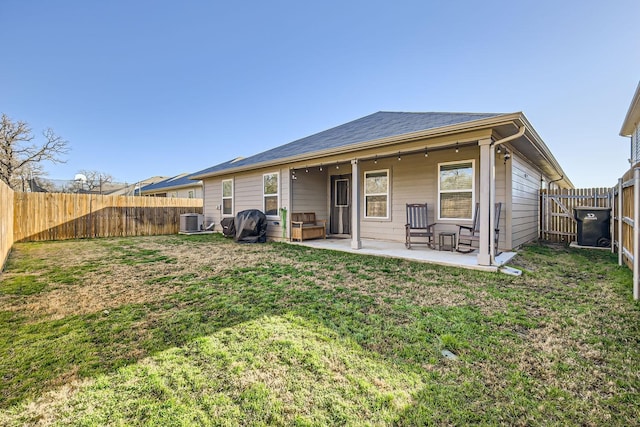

222,179,233,216
364,170,389,218
263,172,279,216
188,190,194,199
335,179,349,207
438,161,474,220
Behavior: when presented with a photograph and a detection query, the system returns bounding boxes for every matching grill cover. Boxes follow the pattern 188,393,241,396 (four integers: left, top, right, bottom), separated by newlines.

233,209,267,243
220,217,235,238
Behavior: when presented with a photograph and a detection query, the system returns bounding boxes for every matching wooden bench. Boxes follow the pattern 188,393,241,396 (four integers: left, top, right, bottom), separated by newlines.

291,212,326,242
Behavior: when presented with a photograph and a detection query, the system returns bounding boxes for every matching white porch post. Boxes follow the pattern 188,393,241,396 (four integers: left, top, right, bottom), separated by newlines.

351,159,362,249
477,138,494,266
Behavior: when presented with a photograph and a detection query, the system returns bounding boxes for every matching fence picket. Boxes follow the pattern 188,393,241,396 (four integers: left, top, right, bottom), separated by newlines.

12,193,202,242
540,187,613,244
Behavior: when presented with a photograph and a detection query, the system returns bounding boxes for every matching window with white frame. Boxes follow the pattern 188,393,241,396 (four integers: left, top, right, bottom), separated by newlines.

188,190,194,199
364,169,389,218
222,179,233,216
438,161,474,220
263,172,279,216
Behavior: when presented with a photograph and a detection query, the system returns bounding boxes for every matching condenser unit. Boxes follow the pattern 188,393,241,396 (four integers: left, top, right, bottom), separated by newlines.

180,213,204,233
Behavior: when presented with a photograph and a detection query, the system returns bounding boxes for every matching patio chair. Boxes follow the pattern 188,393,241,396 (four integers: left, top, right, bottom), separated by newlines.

405,203,436,249
457,202,502,253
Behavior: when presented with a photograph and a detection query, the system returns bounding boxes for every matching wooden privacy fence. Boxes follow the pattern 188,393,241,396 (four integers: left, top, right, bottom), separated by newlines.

13,193,203,243
612,168,640,300
0,181,14,269
540,188,612,244
540,176,639,300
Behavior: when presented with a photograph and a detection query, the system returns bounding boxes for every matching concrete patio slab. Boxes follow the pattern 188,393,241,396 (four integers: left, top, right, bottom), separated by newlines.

291,237,517,272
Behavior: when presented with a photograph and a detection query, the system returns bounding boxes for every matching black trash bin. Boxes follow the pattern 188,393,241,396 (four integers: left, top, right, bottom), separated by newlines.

573,206,611,247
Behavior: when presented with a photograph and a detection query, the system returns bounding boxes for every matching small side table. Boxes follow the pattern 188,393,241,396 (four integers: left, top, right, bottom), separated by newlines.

439,232,457,252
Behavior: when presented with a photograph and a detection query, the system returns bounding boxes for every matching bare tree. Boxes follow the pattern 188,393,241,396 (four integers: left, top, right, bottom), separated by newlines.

0,113,70,190
77,169,113,194
12,162,50,192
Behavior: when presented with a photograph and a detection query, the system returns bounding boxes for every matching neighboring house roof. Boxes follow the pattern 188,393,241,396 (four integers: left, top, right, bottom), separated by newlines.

191,112,502,178
621,81,640,136
140,173,202,193
107,176,168,196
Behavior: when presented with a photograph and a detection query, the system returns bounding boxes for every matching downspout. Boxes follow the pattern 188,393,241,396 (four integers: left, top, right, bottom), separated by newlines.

490,125,526,264
548,175,564,190
493,125,526,149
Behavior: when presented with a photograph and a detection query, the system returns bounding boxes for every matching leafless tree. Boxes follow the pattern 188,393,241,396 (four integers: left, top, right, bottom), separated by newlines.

77,169,113,194
12,162,53,192
0,113,70,190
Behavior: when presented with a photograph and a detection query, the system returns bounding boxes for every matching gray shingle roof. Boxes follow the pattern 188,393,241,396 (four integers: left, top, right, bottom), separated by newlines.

192,111,503,177
140,173,201,192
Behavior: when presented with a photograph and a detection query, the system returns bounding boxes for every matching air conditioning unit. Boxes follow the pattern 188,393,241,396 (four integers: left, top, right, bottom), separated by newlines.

180,213,204,233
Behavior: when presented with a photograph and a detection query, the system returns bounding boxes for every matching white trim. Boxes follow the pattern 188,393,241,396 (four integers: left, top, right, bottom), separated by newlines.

437,159,476,221
364,169,390,219
263,172,279,218
221,178,234,216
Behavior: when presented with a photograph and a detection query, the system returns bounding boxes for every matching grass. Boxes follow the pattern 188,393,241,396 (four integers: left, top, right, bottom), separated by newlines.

0,234,638,425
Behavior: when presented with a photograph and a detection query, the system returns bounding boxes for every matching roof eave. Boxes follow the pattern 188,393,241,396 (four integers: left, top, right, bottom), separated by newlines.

191,113,522,180
621,82,640,136
515,114,574,189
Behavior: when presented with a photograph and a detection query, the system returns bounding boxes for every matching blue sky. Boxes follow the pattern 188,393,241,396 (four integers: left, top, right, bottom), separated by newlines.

2,1,639,187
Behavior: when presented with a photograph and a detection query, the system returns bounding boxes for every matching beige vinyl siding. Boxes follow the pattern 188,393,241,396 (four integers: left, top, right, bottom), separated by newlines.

203,167,289,240
632,124,640,164
359,146,480,242
291,167,328,221
173,186,203,199
143,185,203,199
495,158,508,249
278,169,290,241
511,154,542,248
233,173,264,213
203,177,221,229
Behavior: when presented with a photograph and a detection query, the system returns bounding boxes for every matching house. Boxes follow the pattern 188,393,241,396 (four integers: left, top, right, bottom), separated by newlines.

107,176,168,196
191,111,573,267
139,173,203,198
621,81,640,166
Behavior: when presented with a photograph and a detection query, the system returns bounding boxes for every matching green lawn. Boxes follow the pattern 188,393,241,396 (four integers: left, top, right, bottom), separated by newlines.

0,234,638,426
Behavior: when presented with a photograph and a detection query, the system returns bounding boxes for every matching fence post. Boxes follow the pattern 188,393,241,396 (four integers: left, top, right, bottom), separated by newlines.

618,178,623,265
610,187,614,253
634,169,639,300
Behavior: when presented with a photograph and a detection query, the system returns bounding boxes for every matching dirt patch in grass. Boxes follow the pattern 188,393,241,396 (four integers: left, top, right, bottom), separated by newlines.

0,237,279,322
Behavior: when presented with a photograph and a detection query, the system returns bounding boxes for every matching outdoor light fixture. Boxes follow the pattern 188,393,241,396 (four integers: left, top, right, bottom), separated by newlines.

503,150,511,164
497,146,502,154
305,167,309,173
319,164,323,171
336,163,339,169
424,147,428,157
397,152,401,161
455,143,459,153
374,155,378,164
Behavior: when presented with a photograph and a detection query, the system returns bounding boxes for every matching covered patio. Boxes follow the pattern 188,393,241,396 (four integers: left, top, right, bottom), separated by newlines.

291,237,517,273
